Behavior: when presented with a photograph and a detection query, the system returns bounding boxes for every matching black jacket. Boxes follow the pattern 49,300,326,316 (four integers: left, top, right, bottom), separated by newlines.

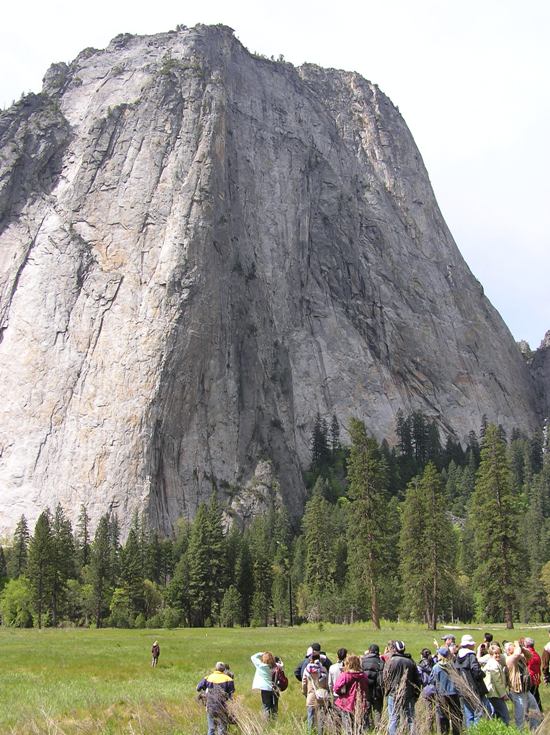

361,653,385,704
383,652,421,703
455,648,488,698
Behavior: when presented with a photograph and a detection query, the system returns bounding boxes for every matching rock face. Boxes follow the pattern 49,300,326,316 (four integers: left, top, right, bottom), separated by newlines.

0,25,542,536
530,332,550,420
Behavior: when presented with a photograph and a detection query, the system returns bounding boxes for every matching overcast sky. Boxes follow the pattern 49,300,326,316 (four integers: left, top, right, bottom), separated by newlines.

2,0,548,348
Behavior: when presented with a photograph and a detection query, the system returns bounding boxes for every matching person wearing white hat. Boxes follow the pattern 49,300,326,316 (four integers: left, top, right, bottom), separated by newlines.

455,635,490,727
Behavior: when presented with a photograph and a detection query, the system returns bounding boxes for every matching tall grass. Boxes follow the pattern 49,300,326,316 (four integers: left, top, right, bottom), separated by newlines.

2,623,550,733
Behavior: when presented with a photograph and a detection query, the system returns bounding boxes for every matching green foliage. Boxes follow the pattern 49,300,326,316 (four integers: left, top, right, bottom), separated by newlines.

1,411,549,631
400,463,457,628
27,510,54,628
470,424,522,626
469,719,524,735
0,577,33,627
346,419,393,627
0,623,547,734
220,585,242,627
89,515,113,627
9,515,30,578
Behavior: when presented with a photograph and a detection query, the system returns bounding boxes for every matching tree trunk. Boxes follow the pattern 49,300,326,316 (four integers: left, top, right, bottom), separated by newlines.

371,584,381,630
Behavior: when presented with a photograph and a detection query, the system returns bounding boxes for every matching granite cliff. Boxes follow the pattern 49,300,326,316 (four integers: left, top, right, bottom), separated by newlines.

0,24,542,536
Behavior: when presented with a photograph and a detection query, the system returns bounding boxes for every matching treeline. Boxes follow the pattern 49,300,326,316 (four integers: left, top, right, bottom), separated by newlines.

1,412,549,630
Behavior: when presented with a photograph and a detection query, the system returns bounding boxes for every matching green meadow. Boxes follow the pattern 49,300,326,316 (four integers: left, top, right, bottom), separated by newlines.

2,623,550,734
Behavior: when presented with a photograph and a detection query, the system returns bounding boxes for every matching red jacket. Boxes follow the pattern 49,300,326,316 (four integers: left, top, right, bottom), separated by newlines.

527,647,541,687
333,671,369,714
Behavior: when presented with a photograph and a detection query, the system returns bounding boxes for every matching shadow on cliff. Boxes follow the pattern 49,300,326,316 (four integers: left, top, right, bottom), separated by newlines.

0,92,72,237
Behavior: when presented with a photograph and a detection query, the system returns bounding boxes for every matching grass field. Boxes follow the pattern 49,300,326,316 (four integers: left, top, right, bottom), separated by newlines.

2,622,550,734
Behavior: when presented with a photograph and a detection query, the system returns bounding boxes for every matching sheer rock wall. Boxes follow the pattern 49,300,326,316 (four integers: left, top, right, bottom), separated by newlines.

0,25,540,535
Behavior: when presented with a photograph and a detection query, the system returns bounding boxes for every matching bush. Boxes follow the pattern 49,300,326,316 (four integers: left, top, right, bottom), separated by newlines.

469,720,523,735
134,613,146,629
162,607,181,629
0,578,33,627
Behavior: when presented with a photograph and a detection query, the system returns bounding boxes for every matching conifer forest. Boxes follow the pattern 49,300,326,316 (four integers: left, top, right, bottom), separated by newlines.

1,413,549,631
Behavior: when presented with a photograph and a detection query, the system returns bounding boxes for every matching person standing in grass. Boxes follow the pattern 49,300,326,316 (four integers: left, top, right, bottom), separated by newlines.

481,644,509,725
151,640,160,667
328,648,347,704
505,640,540,731
333,654,369,735
455,634,489,728
383,640,421,735
361,643,385,728
524,637,543,712
196,661,235,735
251,651,278,719
430,647,462,735
302,651,330,734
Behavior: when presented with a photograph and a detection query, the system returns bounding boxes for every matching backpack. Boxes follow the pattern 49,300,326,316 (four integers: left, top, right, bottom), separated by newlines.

273,667,288,692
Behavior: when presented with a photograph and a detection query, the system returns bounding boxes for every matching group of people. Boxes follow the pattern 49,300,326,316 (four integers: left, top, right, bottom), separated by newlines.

190,631,550,735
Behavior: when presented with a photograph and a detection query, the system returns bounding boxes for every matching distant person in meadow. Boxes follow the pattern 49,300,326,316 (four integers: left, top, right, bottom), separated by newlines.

151,640,160,667
251,651,279,719
196,661,235,735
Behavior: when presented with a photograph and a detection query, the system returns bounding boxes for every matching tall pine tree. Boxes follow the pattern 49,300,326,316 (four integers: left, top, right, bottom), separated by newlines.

400,462,456,629
89,515,112,627
27,511,54,628
470,424,521,628
10,515,30,578
346,418,389,629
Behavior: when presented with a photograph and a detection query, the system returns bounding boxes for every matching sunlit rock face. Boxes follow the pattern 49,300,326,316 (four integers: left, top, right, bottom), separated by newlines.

0,24,540,536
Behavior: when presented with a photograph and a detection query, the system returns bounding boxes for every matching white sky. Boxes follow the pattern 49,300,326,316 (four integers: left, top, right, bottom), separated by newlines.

2,0,549,348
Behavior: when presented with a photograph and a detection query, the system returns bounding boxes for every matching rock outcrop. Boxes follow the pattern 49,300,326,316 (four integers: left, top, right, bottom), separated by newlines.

0,24,541,536
530,332,550,420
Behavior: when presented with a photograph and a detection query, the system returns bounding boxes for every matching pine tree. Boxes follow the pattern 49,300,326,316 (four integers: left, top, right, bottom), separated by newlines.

108,514,121,583
522,472,550,620
220,585,242,627
120,526,145,618
89,515,112,627
27,511,54,628
50,504,75,625
302,488,335,611
310,412,330,475
330,414,341,455
248,516,273,626
400,463,456,629
346,418,389,629
147,531,164,585
10,515,30,578
205,495,227,622
236,539,254,626
187,503,215,626
0,546,8,591
467,430,480,469
75,504,91,571
470,424,521,628
167,553,191,624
